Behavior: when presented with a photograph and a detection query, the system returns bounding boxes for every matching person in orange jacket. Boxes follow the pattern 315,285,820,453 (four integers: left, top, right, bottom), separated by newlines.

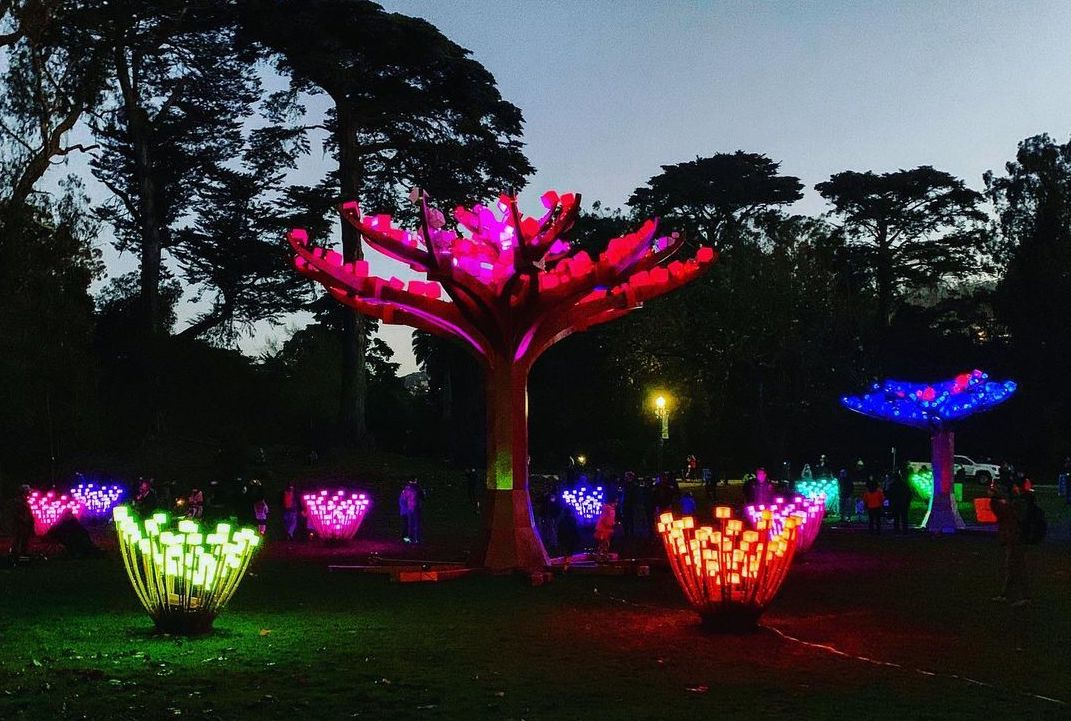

594,500,617,562
862,479,885,535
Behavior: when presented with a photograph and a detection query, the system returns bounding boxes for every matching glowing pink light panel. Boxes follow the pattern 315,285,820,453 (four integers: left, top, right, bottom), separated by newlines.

302,489,371,541
71,482,126,519
745,494,825,552
28,490,83,535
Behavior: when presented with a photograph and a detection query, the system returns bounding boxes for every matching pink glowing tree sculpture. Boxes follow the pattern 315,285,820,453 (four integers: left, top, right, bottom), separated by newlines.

289,190,717,570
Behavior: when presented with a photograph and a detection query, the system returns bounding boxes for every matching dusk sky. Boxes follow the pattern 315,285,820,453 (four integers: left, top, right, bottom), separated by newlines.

87,1,1071,373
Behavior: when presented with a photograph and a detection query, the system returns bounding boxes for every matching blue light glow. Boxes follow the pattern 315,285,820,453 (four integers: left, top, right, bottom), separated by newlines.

560,485,605,527
840,369,1016,429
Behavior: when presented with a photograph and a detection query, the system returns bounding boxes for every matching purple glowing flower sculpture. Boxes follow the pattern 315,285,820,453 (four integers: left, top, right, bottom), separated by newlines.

841,370,1016,532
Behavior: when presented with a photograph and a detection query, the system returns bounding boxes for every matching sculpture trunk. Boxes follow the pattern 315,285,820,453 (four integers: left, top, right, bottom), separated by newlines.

923,427,966,533
474,357,550,571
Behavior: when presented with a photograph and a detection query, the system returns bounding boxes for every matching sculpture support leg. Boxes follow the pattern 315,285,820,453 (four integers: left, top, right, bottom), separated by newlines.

922,428,966,533
473,360,550,571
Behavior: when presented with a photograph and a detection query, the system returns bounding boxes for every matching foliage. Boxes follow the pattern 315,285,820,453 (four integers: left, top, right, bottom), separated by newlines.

985,134,1071,460
815,166,989,333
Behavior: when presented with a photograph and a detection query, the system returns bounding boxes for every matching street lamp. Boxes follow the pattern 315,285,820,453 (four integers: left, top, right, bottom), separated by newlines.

654,394,670,474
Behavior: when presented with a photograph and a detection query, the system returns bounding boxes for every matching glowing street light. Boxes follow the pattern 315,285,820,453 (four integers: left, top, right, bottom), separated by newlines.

653,392,671,472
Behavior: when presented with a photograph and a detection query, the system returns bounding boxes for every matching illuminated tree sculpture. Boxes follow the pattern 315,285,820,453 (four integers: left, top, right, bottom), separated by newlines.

658,507,801,631
289,191,717,570
113,506,260,635
841,369,1016,533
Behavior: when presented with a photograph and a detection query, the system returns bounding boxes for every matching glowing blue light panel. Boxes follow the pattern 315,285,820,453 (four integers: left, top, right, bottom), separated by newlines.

840,369,1015,429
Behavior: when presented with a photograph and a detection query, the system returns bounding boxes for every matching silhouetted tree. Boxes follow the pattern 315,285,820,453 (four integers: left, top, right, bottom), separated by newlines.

986,134,1071,460
815,166,988,339
628,152,803,251
241,0,533,445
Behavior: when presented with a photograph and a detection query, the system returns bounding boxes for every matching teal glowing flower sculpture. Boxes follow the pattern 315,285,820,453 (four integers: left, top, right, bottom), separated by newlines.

113,506,260,635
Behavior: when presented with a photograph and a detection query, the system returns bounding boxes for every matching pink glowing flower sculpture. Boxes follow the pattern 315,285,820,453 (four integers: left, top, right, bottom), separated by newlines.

302,489,371,541
658,507,801,630
71,482,126,520
28,490,83,535
745,494,825,552
289,190,717,570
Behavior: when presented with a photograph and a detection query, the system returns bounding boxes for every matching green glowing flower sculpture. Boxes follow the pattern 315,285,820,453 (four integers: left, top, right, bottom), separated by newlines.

113,506,260,635
909,469,934,501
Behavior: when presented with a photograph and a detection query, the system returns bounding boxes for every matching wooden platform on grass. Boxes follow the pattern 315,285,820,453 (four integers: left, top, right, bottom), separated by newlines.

547,552,658,576
328,559,478,583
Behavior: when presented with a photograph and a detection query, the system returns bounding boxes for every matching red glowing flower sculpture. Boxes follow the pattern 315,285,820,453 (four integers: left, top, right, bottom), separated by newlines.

658,507,800,630
28,490,83,536
303,489,371,541
289,191,717,570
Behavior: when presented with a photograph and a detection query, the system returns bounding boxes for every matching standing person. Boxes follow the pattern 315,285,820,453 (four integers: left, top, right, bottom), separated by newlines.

593,499,617,562
837,468,853,523
680,491,697,516
886,472,911,533
281,484,299,541
815,454,830,478
639,477,655,536
742,473,757,504
621,471,638,538
989,485,1029,605
133,478,157,513
6,485,34,561
685,454,698,481
400,478,425,544
863,480,885,534
464,467,481,514
557,505,580,569
253,497,269,535
537,487,560,550
754,467,771,505
186,487,204,519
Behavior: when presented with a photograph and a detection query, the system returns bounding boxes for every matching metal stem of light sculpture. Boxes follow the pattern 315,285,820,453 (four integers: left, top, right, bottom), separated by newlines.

71,482,126,520
745,494,825,552
302,489,371,541
112,506,260,635
560,484,605,527
657,507,801,631
794,478,839,514
841,370,1016,533
289,191,717,571
27,490,83,535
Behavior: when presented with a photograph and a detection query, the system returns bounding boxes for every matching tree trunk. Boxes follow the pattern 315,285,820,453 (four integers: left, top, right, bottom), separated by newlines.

922,427,965,533
115,48,164,433
335,101,367,444
473,356,549,571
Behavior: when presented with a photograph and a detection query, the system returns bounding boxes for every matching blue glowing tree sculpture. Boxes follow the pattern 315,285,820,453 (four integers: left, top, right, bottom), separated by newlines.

841,370,1016,532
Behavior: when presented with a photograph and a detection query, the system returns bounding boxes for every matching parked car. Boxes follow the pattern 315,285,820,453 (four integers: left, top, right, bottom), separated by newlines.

906,455,1000,485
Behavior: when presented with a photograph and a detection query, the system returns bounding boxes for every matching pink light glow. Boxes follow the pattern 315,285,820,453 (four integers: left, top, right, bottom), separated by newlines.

28,490,83,535
302,489,371,541
744,494,825,552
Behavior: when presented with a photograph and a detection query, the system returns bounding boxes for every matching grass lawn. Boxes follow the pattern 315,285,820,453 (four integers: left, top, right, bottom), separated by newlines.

2,457,1070,720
